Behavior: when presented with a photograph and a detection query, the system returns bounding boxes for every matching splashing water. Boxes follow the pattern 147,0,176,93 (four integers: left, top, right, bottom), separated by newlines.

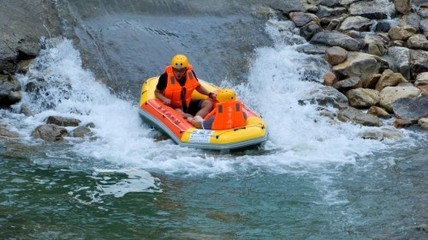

6,18,414,181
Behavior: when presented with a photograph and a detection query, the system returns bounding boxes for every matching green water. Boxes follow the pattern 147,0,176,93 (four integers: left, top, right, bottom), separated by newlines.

1,140,427,239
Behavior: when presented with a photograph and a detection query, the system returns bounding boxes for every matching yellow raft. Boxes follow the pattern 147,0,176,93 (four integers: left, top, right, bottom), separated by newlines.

139,77,268,150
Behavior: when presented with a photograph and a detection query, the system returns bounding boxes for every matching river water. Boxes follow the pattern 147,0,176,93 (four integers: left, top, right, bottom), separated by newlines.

1,1,428,239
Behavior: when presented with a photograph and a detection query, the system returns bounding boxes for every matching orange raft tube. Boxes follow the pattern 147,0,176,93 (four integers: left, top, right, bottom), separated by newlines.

139,77,268,150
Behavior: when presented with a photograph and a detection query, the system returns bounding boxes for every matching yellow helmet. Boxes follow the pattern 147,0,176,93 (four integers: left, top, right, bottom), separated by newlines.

216,88,236,102
171,54,189,69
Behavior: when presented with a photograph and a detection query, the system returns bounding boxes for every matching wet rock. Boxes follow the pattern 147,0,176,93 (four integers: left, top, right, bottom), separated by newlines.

20,104,33,117
17,59,33,74
346,88,380,109
0,74,22,107
379,86,421,112
359,127,404,140
311,31,364,51
337,106,382,126
46,116,81,127
70,126,93,138
392,94,428,122
304,86,349,109
393,118,412,128
0,127,19,138
333,52,381,81
31,124,68,142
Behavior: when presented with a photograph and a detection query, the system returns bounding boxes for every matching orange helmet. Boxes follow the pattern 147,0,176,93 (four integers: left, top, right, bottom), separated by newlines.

171,54,189,69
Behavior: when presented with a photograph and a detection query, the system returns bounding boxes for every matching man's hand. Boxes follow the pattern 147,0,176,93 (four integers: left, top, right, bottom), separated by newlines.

162,98,171,105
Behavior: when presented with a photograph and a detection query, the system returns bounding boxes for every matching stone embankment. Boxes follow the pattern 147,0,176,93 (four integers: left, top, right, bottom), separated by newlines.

286,0,428,137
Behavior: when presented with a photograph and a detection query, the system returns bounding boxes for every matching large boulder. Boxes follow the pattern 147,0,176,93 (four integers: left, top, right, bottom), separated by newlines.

379,86,421,112
333,52,381,81
392,94,428,122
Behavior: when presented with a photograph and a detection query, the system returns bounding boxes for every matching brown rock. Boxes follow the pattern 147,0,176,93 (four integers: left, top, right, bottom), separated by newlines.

375,69,407,91
325,46,347,65
323,72,336,86
393,118,412,128
368,106,391,119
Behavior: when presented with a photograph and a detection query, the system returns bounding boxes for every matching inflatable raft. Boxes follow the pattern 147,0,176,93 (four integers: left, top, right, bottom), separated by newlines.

139,77,268,150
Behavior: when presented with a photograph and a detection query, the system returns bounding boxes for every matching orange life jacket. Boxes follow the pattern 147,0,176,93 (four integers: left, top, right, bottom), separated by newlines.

163,65,200,109
204,100,247,130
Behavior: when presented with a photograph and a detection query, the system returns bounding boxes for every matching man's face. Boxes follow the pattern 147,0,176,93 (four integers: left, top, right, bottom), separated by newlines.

173,67,186,80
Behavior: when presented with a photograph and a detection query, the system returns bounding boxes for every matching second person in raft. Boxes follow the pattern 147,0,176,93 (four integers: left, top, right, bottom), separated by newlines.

155,54,216,119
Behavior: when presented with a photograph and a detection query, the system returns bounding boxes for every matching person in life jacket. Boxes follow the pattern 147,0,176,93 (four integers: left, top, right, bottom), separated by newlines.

155,54,216,118
188,88,247,130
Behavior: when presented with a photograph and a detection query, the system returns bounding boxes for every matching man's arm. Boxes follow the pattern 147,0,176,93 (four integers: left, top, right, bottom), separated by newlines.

155,73,171,105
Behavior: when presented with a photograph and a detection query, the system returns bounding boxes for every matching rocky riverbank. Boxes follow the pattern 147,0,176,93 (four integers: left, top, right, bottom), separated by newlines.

286,0,428,137
1,0,428,142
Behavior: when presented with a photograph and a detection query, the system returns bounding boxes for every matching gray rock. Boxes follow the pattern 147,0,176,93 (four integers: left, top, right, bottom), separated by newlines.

70,126,93,138
339,16,372,31
31,124,68,142
333,76,361,92
392,94,428,122
338,106,382,126
349,1,392,19
0,1,61,74
46,116,81,127
410,49,428,79
303,86,349,109
333,52,381,81
387,46,411,80
406,34,428,50
311,31,364,51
